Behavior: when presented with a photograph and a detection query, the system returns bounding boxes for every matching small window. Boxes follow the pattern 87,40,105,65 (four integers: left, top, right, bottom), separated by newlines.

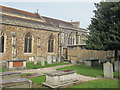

0,31,4,53
48,35,54,52
24,33,32,53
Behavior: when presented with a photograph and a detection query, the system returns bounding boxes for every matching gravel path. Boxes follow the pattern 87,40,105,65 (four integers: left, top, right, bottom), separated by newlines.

76,74,98,82
11,64,73,74
10,64,99,82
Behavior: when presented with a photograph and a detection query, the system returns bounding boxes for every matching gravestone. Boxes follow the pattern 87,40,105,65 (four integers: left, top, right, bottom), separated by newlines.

47,55,52,64
53,56,56,62
114,61,120,72
103,62,113,78
40,57,45,66
34,57,37,64
57,56,61,63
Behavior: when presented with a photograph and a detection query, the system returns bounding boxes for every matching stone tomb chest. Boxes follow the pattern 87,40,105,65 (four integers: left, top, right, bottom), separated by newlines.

42,70,78,88
0,71,32,88
85,58,99,67
7,60,27,70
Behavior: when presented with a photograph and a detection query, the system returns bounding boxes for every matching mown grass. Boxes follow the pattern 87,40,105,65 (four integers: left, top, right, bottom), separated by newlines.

26,62,69,69
0,67,6,72
57,64,103,77
29,75,46,88
57,64,119,78
70,79,119,88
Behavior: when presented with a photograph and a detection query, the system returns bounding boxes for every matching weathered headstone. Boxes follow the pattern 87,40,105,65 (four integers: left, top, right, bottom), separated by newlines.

34,57,37,64
103,62,113,78
53,56,56,62
47,55,52,64
114,61,120,72
57,56,61,63
40,57,45,66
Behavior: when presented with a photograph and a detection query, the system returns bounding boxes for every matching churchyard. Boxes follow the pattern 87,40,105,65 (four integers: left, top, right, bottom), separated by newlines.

1,59,119,88
0,1,120,89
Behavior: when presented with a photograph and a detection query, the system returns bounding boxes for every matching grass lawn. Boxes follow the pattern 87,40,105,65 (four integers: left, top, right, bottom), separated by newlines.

0,67,6,72
24,74,119,88
29,75,46,88
26,62,69,69
57,64,119,77
70,79,119,88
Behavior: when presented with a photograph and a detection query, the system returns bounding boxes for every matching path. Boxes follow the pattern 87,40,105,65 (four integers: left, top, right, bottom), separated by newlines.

12,64,73,74
76,74,98,82
10,64,99,82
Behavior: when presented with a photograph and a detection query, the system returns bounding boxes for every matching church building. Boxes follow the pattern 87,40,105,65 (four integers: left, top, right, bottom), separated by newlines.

0,5,89,62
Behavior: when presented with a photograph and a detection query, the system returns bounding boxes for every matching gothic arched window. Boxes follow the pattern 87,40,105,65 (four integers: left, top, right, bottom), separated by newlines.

24,33,32,53
0,31,4,53
48,35,54,52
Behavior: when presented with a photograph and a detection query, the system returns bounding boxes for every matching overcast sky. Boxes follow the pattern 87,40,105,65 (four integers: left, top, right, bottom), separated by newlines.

1,2,98,29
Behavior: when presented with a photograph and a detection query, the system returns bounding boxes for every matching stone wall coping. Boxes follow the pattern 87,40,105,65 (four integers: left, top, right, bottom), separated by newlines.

7,60,27,62
85,58,99,61
0,71,21,76
0,78,29,84
46,70,76,76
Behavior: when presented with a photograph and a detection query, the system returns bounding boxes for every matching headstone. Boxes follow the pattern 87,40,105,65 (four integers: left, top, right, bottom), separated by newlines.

57,56,61,63
34,57,37,64
40,57,45,66
47,55,52,64
53,56,56,62
103,62,113,78
71,61,78,64
114,61,120,72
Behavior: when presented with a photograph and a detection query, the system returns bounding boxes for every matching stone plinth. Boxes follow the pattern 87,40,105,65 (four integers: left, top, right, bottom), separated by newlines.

85,58,99,67
0,78,32,88
42,70,78,88
0,71,32,88
0,71,21,81
7,60,27,70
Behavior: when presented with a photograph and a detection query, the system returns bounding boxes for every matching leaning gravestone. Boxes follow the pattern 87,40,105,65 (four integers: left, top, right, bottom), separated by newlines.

47,55,52,64
114,61,120,72
40,57,45,66
103,62,113,78
53,56,56,62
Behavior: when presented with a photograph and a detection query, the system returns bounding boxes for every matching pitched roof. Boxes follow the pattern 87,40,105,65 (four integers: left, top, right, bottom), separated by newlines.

42,16,75,28
1,5,42,20
0,5,60,32
0,5,53,26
